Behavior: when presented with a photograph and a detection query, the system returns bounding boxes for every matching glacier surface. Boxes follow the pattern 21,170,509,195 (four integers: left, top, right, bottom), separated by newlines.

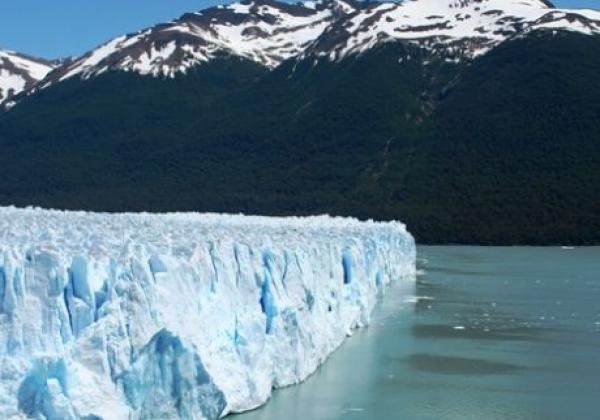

0,207,415,419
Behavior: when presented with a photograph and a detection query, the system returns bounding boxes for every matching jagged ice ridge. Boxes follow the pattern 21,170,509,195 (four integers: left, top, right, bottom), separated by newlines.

0,207,416,419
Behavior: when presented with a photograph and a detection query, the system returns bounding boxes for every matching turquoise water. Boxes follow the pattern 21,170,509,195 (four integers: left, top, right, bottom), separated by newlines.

235,246,600,420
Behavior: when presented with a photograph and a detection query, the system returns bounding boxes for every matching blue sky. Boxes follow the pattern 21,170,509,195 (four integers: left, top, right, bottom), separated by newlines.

0,0,597,59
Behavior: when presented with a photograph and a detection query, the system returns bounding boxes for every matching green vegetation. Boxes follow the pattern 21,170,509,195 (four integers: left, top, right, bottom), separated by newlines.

1,32,599,244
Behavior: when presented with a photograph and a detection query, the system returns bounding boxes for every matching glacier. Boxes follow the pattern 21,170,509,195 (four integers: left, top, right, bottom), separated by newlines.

0,207,416,419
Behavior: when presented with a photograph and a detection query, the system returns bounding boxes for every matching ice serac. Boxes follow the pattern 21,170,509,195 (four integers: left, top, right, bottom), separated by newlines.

0,207,416,420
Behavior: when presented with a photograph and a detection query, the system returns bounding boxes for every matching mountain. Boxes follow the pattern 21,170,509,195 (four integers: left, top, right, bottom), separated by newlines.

0,50,56,107
12,0,600,95
1,0,600,245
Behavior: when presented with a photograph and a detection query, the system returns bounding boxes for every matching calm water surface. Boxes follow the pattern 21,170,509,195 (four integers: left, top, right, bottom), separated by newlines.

235,246,600,420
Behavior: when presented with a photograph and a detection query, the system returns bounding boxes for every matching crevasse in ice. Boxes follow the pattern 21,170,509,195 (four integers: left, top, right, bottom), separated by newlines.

0,207,416,419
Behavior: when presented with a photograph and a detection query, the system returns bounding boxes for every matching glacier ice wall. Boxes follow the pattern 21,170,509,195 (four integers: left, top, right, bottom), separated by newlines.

0,207,416,420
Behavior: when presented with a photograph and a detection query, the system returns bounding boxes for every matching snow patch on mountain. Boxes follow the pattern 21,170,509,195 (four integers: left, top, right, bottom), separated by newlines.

0,50,55,105
0,207,415,419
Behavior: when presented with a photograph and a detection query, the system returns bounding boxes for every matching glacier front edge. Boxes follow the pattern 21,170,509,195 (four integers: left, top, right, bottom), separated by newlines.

0,207,416,419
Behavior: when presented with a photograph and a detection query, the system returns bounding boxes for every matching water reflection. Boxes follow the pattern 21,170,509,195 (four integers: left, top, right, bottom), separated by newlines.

405,354,527,375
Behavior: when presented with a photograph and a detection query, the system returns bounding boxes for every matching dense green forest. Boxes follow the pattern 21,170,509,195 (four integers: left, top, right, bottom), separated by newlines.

1,31,599,244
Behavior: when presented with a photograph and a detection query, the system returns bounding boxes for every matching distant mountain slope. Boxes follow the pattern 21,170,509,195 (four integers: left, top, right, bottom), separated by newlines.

386,31,600,244
0,0,600,244
0,50,55,106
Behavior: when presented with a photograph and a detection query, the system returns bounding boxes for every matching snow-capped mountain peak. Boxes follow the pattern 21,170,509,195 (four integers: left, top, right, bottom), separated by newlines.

43,0,360,86
0,207,415,419
0,50,56,105
303,0,600,61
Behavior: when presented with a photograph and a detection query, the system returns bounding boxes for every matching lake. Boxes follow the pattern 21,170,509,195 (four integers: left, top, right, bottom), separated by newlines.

234,246,600,420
